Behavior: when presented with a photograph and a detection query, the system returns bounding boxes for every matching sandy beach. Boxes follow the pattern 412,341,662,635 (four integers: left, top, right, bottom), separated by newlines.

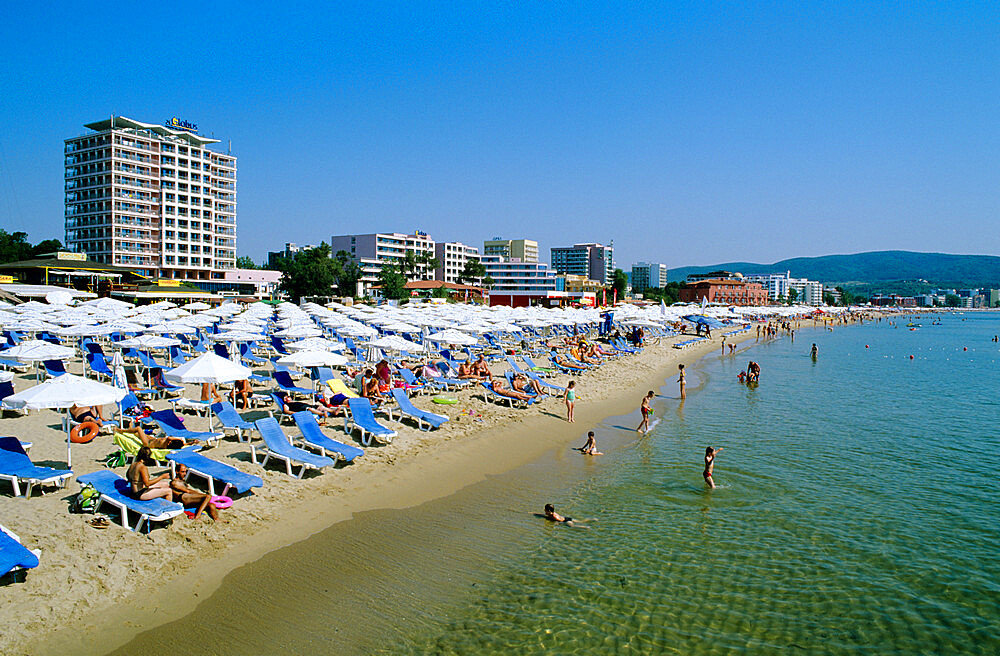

0,325,763,656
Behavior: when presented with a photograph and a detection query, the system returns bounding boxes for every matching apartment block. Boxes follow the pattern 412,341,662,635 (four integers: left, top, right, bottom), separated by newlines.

550,242,614,285
483,238,539,263
481,255,556,292
630,262,668,292
330,231,437,295
434,241,480,284
64,115,237,282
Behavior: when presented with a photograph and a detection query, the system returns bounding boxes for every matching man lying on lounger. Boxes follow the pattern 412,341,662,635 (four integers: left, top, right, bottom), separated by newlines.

511,373,545,397
170,464,220,521
551,353,588,371
118,424,192,450
491,379,533,402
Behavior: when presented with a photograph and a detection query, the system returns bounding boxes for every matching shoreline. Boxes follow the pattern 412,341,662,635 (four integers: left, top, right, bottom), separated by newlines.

13,329,750,656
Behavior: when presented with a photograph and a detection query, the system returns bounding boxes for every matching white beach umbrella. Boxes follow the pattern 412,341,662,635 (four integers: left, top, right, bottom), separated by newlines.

285,337,345,352
274,325,322,338
45,290,75,306
116,335,182,349
163,352,252,432
2,340,77,379
163,352,251,385
277,350,348,368
1,373,126,467
369,335,424,352
185,302,212,311
425,328,479,346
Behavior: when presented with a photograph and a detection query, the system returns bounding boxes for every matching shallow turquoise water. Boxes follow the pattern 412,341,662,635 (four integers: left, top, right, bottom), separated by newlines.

393,313,1000,655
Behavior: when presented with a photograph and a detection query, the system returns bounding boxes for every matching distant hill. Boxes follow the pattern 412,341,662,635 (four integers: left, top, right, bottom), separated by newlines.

667,251,1000,288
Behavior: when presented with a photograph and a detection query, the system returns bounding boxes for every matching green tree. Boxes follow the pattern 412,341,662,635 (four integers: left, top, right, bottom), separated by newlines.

836,286,855,306
31,239,63,256
482,274,495,289
642,281,682,305
397,249,440,280
0,230,32,264
275,242,337,301
378,263,408,300
823,292,836,306
235,256,259,269
609,268,628,301
331,250,361,297
457,258,486,285
787,288,799,304
431,284,451,299
945,293,961,307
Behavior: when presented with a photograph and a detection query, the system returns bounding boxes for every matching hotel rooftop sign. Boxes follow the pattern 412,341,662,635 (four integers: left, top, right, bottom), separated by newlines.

166,117,198,133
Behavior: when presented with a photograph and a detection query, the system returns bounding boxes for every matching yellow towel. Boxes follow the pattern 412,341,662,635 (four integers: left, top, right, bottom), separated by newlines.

326,378,359,398
113,431,171,462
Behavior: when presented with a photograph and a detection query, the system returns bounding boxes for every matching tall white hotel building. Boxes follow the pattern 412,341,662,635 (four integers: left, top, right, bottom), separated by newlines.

64,116,237,281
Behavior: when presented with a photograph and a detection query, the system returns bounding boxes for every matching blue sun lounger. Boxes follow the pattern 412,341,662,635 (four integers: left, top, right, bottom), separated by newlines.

291,411,364,462
344,398,398,446
149,410,223,445
252,417,336,478
387,388,448,431
210,401,258,442
76,470,184,533
167,447,263,496
0,437,73,497
0,525,40,581
274,370,314,397
480,381,533,408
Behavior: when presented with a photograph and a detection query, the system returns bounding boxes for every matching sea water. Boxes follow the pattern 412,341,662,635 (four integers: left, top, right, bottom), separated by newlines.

107,313,1000,656
388,313,1000,655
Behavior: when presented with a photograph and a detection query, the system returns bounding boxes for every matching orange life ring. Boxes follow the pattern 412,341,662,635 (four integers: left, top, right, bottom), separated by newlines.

71,421,100,444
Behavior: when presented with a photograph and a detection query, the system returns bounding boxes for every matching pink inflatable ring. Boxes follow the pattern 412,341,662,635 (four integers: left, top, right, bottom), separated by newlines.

211,495,233,509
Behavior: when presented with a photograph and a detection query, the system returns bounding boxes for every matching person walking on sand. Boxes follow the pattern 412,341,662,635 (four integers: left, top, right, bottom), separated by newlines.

576,430,603,455
678,364,686,399
564,380,576,422
703,446,723,488
636,390,655,433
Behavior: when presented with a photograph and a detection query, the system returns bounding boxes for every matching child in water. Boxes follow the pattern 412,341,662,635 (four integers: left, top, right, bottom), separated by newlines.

543,504,585,527
576,430,603,455
636,390,655,433
703,446,723,488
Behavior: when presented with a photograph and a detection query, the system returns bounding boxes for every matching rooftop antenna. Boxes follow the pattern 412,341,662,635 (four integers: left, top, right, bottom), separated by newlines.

228,139,232,155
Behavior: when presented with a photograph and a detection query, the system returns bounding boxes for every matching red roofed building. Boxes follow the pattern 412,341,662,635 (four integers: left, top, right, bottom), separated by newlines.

678,278,768,306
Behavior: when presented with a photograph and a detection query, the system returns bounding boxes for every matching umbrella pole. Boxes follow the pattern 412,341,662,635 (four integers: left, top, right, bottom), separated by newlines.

65,408,72,469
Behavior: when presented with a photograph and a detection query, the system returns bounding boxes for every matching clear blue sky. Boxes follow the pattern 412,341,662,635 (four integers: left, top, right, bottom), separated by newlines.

1,2,997,269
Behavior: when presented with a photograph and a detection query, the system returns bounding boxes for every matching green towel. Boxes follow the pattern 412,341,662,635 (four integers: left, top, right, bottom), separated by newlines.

113,431,171,462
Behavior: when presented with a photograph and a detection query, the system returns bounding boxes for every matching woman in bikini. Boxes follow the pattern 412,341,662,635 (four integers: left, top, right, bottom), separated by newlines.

703,446,723,489
126,446,174,501
678,364,686,399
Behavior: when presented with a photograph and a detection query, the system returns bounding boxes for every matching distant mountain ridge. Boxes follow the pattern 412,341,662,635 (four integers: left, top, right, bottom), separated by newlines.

667,251,1000,287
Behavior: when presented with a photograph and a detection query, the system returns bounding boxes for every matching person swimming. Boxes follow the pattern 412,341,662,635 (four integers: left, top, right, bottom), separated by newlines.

543,503,574,524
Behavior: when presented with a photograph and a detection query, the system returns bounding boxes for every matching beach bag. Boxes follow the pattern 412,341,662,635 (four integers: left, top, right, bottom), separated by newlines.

71,484,100,514
105,450,128,469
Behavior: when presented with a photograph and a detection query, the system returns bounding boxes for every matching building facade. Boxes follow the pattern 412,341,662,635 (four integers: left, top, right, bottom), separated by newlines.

481,255,556,293
434,241,481,284
65,115,237,282
483,238,539,263
678,279,768,306
330,231,437,296
550,242,614,285
631,262,668,292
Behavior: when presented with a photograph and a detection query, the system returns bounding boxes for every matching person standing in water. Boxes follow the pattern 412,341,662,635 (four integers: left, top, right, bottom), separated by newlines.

703,446,723,488
678,364,686,399
636,390,655,433
810,343,818,358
